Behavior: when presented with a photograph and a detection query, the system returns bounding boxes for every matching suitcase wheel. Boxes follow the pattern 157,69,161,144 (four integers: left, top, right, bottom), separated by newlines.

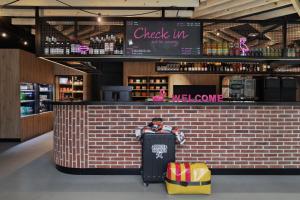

143,182,149,187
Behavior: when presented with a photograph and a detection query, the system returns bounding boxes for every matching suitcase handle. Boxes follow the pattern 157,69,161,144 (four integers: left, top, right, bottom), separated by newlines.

165,177,211,187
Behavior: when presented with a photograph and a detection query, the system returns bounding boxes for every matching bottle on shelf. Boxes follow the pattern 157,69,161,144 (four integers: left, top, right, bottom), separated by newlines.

104,35,110,54
44,36,50,55
89,37,95,55
75,40,81,55
65,40,70,55
99,37,105,55
109,35,115,55
70,40,76,55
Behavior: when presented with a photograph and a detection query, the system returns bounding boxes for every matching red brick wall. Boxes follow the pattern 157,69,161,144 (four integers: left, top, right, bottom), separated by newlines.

54,104,300,169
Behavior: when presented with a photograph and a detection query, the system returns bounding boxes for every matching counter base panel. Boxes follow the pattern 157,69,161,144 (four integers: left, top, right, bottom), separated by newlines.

56,165,300,175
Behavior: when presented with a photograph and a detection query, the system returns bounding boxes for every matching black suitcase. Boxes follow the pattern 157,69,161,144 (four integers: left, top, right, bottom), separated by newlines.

141,133,176,186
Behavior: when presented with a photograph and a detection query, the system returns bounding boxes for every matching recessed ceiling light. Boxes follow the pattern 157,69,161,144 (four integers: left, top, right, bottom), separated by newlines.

1,32,7,38
248,33,258,37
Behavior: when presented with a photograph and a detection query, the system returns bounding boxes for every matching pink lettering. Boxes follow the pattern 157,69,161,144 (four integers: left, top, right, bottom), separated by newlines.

182,94,188,102
195,95,202,102
208,95,217,102
173,30,189,39
201,95,209,102
188,94,193,102
133,27,144,39
172,95,181,102
171,94,223,103
133,27,170,40
217,95,223,102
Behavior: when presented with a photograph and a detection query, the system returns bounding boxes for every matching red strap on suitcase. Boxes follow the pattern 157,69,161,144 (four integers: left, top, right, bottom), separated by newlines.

175,163,181,182
167,163,171,179
184,163,191,182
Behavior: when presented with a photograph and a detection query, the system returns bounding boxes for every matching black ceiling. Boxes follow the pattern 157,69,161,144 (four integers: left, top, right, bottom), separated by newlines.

0,17,35,53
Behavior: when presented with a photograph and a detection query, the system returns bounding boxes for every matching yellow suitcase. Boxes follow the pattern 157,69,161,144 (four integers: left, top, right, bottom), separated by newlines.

165,162,211,195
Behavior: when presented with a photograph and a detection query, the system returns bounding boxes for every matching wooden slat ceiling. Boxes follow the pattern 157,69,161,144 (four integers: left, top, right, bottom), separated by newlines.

0,0,297,19
1,0,300,48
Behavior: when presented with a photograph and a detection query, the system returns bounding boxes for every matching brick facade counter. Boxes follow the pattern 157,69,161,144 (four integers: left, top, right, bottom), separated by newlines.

54,104,300,170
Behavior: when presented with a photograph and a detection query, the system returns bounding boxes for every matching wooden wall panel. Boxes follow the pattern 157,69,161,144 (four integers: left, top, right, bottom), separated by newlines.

1,49,55,140
21,112,53,141
20,50,54,84
123,62,220,97
21,115,34,141
0,49,20,139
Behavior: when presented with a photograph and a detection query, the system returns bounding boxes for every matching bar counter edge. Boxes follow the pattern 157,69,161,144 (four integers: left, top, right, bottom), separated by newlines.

52,101,300,106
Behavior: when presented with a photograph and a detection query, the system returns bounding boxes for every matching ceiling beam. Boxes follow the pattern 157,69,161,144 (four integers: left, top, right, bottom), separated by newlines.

242,5,296,20
219,0,292,19
208,31,236,42
1,0,199,7
0,8,193,18
194,0,232,12
203,33,223,42
291,0,300,16
193,0,259,18
220,29,244,40
78,26,96,37
11,18,35,25
201,0,285,19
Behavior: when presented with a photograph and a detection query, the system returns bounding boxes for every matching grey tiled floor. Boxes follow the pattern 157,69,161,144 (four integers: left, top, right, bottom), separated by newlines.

0,132,300,200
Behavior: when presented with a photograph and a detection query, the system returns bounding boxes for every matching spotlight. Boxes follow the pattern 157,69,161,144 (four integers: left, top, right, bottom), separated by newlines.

23,41,28,46
1,32,7,38
216,32,220,36
97,14,102,23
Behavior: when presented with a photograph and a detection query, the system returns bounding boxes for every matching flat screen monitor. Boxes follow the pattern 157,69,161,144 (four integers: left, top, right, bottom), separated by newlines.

125,20,201,56
173,85,217,98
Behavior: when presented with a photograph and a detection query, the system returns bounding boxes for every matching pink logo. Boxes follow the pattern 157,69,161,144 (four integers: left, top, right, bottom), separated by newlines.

240,37,249,56
79,45,89,53
152,89,166,102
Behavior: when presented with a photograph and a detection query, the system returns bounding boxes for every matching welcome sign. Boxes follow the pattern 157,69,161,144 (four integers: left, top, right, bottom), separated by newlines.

152,89,223,103
125,20,201,56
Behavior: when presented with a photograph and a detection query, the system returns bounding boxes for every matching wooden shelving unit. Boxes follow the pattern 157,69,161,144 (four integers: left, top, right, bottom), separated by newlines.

128,76,169,100
56,75,84,101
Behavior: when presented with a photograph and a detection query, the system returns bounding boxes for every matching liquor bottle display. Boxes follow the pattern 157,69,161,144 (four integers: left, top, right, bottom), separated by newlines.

204,41,282,57
287,43,300,57
42,34,124,56
57,76,84,101
156,62,273,73
128,76,169,100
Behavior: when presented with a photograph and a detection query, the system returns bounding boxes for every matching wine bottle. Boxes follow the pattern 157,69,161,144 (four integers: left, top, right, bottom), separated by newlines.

110,34,115,55
89,37,94,55
104,35,109,54
44,36,50,55
119,38,123,55
65,41,70,55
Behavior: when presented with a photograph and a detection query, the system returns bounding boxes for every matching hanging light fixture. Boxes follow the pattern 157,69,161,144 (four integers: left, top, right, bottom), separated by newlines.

97,13,102,23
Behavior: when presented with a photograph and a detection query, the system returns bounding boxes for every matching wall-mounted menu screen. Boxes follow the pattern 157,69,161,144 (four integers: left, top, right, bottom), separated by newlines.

125,20,201,56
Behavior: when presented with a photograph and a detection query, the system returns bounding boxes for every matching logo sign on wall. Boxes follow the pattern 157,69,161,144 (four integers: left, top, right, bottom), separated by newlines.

240,37,249,56
151,144,168,159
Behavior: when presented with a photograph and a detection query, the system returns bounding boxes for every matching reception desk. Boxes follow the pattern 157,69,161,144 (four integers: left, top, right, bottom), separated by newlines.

53,101,300,174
